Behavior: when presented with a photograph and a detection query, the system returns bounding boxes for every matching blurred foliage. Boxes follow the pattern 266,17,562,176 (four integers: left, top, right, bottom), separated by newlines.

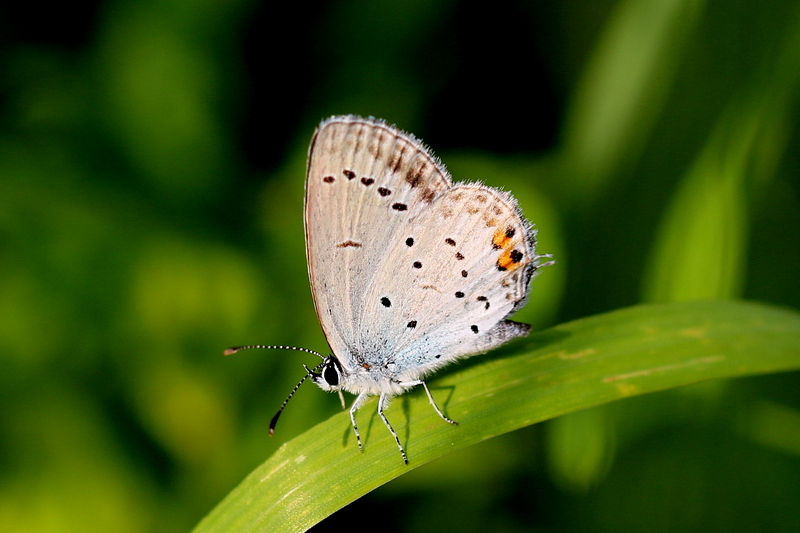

0,0,799,531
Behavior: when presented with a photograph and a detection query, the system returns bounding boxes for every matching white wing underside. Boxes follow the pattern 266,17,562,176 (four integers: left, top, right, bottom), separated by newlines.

305,116,545,388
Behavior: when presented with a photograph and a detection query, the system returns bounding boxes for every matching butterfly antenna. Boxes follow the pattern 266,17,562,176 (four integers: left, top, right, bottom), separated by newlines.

268,362,325,435
222,344,327,435
223,344,326,359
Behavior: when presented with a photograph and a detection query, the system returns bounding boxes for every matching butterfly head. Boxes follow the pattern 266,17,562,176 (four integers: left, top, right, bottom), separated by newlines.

309,355,344,392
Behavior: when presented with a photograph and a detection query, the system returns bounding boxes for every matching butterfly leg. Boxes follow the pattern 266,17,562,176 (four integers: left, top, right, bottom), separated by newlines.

349,391,370,453
377,393,408,465
404,380,458,425
337,390,346,409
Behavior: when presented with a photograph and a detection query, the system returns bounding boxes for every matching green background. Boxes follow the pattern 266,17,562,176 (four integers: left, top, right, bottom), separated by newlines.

2,0,800,531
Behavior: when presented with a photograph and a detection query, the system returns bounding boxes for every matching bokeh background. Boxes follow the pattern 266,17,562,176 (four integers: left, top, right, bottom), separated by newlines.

2,0,800,531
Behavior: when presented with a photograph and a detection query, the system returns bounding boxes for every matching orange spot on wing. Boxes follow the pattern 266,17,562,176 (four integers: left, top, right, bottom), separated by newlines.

492,229,511,249
493,228,525,272
497,249,523,272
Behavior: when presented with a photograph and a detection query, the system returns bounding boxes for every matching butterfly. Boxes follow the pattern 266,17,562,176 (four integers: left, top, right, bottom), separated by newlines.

227,115,552,464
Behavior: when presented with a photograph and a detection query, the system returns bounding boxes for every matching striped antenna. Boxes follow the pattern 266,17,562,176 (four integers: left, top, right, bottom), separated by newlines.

222,344,327,435
223,344,325,359
268,362,324,434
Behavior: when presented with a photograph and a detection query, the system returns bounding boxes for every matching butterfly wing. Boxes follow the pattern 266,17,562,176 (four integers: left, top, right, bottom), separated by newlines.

305,116,547,382
305,116,451,371
363,183,541,381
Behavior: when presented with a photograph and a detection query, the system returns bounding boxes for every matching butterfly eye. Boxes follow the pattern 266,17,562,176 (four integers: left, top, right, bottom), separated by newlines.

323,361,340,386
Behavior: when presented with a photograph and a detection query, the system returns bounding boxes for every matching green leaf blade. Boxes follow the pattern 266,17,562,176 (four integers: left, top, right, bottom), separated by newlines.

194,300,800,533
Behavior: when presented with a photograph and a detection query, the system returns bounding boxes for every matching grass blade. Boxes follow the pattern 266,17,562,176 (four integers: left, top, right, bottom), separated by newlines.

194,300,800,533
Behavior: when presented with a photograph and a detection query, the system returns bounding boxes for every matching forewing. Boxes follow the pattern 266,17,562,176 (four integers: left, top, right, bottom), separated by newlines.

305,116,451,369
